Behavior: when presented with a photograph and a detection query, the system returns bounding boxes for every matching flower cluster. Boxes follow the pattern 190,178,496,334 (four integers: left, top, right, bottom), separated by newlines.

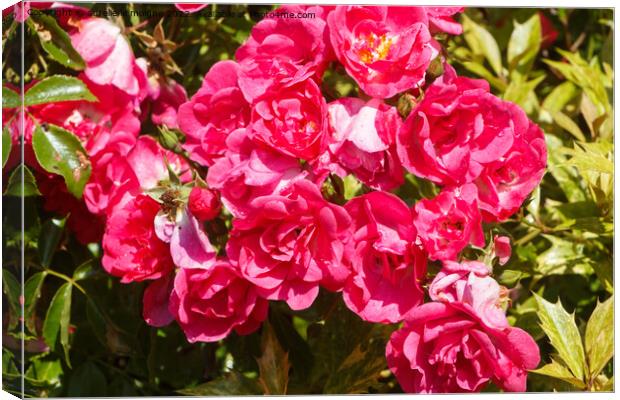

3,5,548,393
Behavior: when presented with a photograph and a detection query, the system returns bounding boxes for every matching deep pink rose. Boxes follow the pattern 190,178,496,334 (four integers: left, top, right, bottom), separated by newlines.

250,79,328,161
317,98,404,190
70,18,147,98
236,5,330,102
169,260,269,343
493,235,512,265
342,191,426,323
174,3,208,13
397,65,522,187
413,184,484,261
428,260,507,329
226,180,351,310
473,121,547,222
328,6,434,98
207,129,305,219
102,194,174,283
188,187,221,222
143,273,175,327
425,7,465,35
178,60,251,166
387,269,540,393
148,78,188,129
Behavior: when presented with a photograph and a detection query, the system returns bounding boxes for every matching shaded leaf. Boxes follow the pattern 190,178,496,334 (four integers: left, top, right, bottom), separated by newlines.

585,296,613,379
257,322,290,395
178,372,262,396
4,164,41,197
24,272,47,334
42,283,72,367
534,293,587,380
67,362,107,396
2,124,11,167
2,269,21,323
38,218,66,268
24,76,96,107
536,234,590,276
32,123,91,198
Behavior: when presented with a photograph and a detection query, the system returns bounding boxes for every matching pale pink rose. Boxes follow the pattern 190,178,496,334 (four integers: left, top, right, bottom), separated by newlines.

327,6,434,98
342,191,426,323
143,273,175,327
169,209,217,270
425,7,465,35
102,194,174,283
226,180,351,310
178,61,251,166
70,18,146,98
317,98,404,190
414,184,484,261
397,64,519,187
493,235,512,265
474,121,547,222
169,260,269,342
207,129,305,219
250,79,328,161
236,5,330,102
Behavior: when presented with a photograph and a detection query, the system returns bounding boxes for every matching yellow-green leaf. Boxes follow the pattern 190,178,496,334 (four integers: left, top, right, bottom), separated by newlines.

585,295,613,379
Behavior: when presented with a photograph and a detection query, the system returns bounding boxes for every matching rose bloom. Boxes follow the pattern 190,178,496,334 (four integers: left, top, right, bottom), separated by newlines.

317,97,404,191
342,191,426,323
226,180,351,310
328,6,434,98
143,273,175,327
102,194,174,283
250,79,328,161
493,235,512,265
474,121,547,222
178,60,251,166
168,260,269,343
236,5,330,103
425,7,465,35
397,64,524,187
207,129,305,219
387,262,540,393
413,184,484,261
147,77,188,130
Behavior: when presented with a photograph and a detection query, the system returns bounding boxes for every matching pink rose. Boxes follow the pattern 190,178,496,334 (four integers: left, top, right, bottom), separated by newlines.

174,3,208,13
474,121,547,222
250,79,328,161
178,60,251,166
169,260,269,343
226,180,351,310
413,184,484,261
425,7,465,35
493,235,512,265
236,5,330,103
143,273,175,327
327,6,434,98
148,78,188,129
397,65,521,187
539,12,558,49
169,209,217,270
70,18,147,98
207,129,305,219
102,194,174,283
342,191,426,323
188,187,221,222
318,98,404,190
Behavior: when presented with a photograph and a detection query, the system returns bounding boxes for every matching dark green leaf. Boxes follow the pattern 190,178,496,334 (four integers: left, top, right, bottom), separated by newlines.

27,14,85,70
24,76,96,107
2,269,21,318
42,283,72,364
2,86,20,109
4,164,41,197
585,295,613,379
38,218,66,268
32,123,91,199
178,372,263,396
24,272,47,334
67,362,107,396
257,322,290,395
73,260,97,281
2,124,12,167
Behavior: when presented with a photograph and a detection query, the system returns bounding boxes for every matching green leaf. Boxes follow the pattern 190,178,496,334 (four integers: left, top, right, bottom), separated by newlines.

27,14,85,70
534,293,587,381
32,123,91,199
545,134,588,202
536,234,591,276
24,76,96,107
532,360,586,389
178,372,263,396
462,14,503,76
24,272,47,334
507,13,541,73
42,282,72,367
257,322,290,395
38,218,66,268
2,86,20,109
541,81,579,114
4,164,41,197
73,260,97,281
3,124,12,167
68,362,107,396
2,269,21,319
585,296,613,379
565,142,614,175
503,74,545,109
549,110,586,142
25,355,63,387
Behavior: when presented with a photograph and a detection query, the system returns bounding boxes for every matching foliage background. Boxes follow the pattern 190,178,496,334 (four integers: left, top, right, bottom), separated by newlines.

1,4,614,396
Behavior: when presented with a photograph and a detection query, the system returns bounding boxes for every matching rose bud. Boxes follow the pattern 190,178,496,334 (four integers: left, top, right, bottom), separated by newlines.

188,187,221,222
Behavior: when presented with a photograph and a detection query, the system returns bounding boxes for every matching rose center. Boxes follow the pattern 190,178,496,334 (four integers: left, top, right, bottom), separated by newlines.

355,32,393,64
